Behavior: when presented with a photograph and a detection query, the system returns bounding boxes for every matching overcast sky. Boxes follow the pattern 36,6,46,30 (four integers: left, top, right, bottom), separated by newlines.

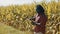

0,0,58,6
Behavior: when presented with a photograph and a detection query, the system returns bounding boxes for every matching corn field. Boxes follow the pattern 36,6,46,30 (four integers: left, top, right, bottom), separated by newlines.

0,1,60,34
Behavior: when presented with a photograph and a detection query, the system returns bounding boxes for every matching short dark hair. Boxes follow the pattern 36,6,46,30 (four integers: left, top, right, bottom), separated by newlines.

36,5,44,14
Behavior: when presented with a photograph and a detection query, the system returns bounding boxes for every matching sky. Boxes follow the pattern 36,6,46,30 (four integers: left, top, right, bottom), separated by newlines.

0,0,58,6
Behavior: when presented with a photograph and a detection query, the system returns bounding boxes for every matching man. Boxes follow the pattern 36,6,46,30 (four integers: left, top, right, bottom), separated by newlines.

31,5,48,34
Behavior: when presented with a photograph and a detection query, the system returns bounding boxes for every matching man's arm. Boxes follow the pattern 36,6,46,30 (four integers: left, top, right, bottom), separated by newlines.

32,16,41,25
32,21,41,25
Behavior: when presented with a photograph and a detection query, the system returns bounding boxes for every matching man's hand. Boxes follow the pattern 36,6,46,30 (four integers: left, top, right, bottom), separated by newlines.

29,17,35,21
32,21,40,25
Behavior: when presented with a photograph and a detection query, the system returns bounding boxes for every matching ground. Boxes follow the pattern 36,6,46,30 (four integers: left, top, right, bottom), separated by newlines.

0,23,33,34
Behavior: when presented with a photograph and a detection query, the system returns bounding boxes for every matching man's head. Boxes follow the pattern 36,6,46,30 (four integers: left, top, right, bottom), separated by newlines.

36,5,44,14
